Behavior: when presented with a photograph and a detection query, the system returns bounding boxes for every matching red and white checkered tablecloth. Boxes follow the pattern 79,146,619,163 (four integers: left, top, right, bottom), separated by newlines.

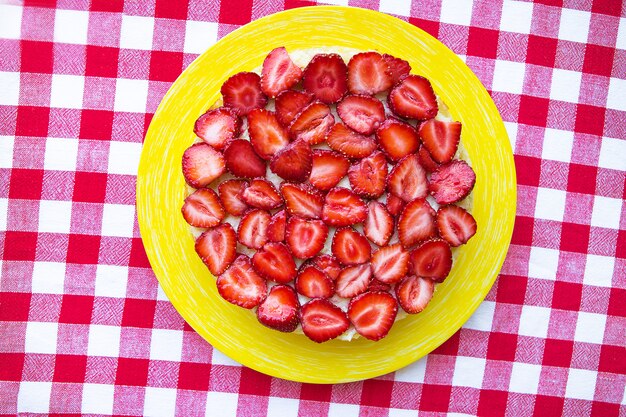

1,0,625,415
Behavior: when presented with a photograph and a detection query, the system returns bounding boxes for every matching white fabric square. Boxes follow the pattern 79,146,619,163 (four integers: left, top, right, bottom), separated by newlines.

156,284,170,301
504,121,518,150
617,17,626,50
500,1,533,34
558,8,591,44
114,78,149,113
541,128,574,163
32,262,66,294
518,305,551,338
267,397,299,417
50,74,85,109
598,136,626,171
206,392,238,417
509,362,541,394
492,60,525,95
0,136,14,168
95,264,129,298
452,356,486,388
0,198,8,231
25,322,58,354
53,9,89,44
143,387,177,417
44,137,79,171
440,0,473,26
120,15,154,50
328,403,360,417
535,187,566,222
394,357,427,383
607,77,626,112
211,347,240,366
38,200,72,234
565,368,597,400
0,72,19,106
549,68,581,103
101,203,135,238
17,381,52,413
81,384,114,415
183,20,218,54
107,141,142,175
150,329,184,361
590,195,622,229
87,325,121,357
389,409,419,417
379,0,411,17
0,5,23,39
463,300,496,332
528,247,560,280
583,255,615,288
574,312,606,344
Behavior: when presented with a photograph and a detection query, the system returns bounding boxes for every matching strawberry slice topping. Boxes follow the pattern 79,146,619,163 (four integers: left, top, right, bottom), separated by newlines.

223,139,266,178
256,284,300,332
240,178,283,210
376,119,420,162
310,255,342,281
221,72,267,115
217,254,267,309
331,227,372,265
335,263,372,298
270,139,312,183
347,52,394,95
382,53,411,84
337,95,385,135
419,119,461,164
388,75,438,120
182,143,226,188
260,47,303,98
326,124,377,159
248,109,290,160
218,179,249,216
252,242,297,284
194,107,241,150
182,188,225,228
348,151,388,198
418,144,440,172
309,150,350,191
387,154,428,202
300,298,350,343
289,101,335,145
275,90,314,127
237,209,271,249
396,275,434,314
363,201,394,246
302,53,348,104
386,193,405,217
285,216,329,259
369,278,392,293
322,187,368,227
409,239,452,282
371,243,409,284
280,183,324,219
295,265,335,298
429,160,476,204
267,209,287,242
436,205,477,247
195,223,237,276
397,198,437,248
348,291,398,341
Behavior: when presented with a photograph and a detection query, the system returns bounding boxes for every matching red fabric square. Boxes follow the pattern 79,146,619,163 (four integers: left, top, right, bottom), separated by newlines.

115,358,150,386
149,51,184,82
514,155,541,186
467,27,499,59
20,40,53,73
591,0,622,16
616,230,626,259
90,0,124,12
361,379,393,408
567,163,598,195
59,295,94,324
0,292,31,320
420,384,451,412
16,106,50,137
552,281,583,311
79,109,114,140
496,275,527,305
73,171,107,203
477,389,507,417
533,395,564,416
574,104,605,136
511,216,534,246
8,169,44,200
121,298,156,328
432,331,460,355
591,401,620,417
23,0,57,6
542,339,573,367
0,353,25,381
607,288,626,317
284,0,315,9
583,44,615,77
409,18,440,38
53,354,87,382
3,232,38,261
487,332,518,361
129,238,151,268
239,367,271,396
518,96,549,127
599,345,626,373
559,223,590,254
177,362,211,391
155,0,188,19
66,234,101,264
300,384,332,402
219,0,252,25
526,35,557,67
85,45,119,78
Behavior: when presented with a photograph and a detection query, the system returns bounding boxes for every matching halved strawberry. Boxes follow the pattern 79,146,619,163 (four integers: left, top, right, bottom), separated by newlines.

348,291,398,341
335,263,372,298
248,109,289,160
386,193,405,217
382,53,411,84
397,198,437,248
270,139,312,183
419,119,461,164
300,298,350,343
182,188,225,228
331,227,372,265
221,72,267,115
347,52,393,95
321,187,368,227
388,75,438,120
310,255,342,281
195,223,237,275
240,178,283,210
337,95,385,135
280,183,324,219
348,151,388,198
285,216,328,259
216,254,267,309
302,53,348,104
376,119,420,162
182,143,226,188
260,47,303,98
288,101,335,145
275,90,314,126
409,239,452,282
363,201,394,246
369,278,391,292
256,284,300,332
395,275,434,314
267,209,286,242
223,139,266,178
418,144,440,172
429,160,476,204
387,154,428,202
295,265,335,298
436,205,477,247
252,242,297,284
218,179,249,216
326,124,377,159
371,243,409,284
309,150,350,191
237,209,271,249
194,107,241,150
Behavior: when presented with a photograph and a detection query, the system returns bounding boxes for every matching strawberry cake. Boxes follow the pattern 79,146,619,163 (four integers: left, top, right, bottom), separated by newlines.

181,47,477,343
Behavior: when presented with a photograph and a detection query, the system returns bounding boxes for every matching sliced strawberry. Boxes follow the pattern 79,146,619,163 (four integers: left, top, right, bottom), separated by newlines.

256,284,300,332
388,75,438,120
347,52,393,95
302,53,348,104
285,216,328,259
418,144,440,172
397,198,437,248
348,151,387,198
348,291,398,341
237,209,271,249
216,254,267,309
436,205,477,247
300,298,350,343
182,188,225,228
371,243,409,284
275,90,314,126
396,275,434,314
419,119,461,164
409,239,452,282
195,223,237,275
386,193,405,217
288,101,335,145
269,139,312,183
252,242,297,284
218,179,249,216
310,255,341,281
332,227,372,265
260,47,303,98
267,210,287,242
223,139,266,178
363,201,394,246
376,119,420,162
322,187,368,227
309,150,349,191
182,143,226,188
240,178,283,210
382,53,411,84
221,72,267,115
194,107,241,150
429,160,476,204
335,263,372,298
326,123,377,159
387,154,428,202
295,265,335,298
280,183,324,219
248,109,289,160
369,278,391,292
337,95,385,135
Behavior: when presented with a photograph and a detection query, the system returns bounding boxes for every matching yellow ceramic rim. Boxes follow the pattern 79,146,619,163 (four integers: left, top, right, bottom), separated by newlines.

137,6,516,384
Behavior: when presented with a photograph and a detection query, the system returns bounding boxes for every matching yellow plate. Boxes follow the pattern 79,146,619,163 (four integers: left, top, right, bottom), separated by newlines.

137,6,516,383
